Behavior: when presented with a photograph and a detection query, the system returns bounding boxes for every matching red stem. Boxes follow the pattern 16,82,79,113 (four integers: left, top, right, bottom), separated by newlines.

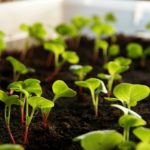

24,125,29,144
42,114,47,129
21,107,24,125
7,125,16,144
46,68,60,82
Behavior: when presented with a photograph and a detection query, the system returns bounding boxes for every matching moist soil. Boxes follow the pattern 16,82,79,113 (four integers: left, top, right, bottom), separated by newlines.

0,34,150,150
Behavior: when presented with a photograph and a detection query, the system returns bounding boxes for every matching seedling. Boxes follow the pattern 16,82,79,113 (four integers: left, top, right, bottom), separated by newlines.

75,78,107,117
108,44,120,57
6,56,35,81
70,65,93,81
0,31,6,60
8,79,42,124
0,144,24,150
97,59,130,96
106,83,150,110
119,114,146,141
74,130,123,150
126,42,150,67
104,12,116,23
0,90,20,144
20,22,47,59
44,42,79,81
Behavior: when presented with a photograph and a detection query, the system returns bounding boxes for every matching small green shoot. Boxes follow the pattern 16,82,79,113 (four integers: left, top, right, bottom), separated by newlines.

126,43,150,67
108,44,120,57
119,114,146,141
6,56,35,81
75,78,107,117
0,90,20,144
104,12,116,23
74,130,123,150
0,144,24,150
0,31,6,60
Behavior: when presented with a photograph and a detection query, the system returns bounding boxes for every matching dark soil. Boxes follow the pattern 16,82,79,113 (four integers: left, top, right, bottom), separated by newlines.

0,34,150,150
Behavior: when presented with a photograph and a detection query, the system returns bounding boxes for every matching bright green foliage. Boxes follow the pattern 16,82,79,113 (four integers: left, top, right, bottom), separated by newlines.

44,42,79,68
52,80,77,102
6,56,35,81
70,65,93,80
118,141,136,150
75,78,107,116
109,44,120,56
92,15,101,24
0,31,6,59
74,130,123,150
28,96,54,125
20,22,47,42
126,43,143,59
55,23,78,38
98,60,130,94
71,16,91,30
114,57,132,66
105,12,116,23
119,114,146,141
136,142,150,150
146,22,150,30
0,144,24,150
113,83,150,108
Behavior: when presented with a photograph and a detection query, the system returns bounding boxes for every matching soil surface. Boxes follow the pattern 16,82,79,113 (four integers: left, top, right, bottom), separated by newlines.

0,34,150,150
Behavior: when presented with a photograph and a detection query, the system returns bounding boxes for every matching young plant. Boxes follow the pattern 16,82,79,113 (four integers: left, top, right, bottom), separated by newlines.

6,56,35,81
106,83,150,110
0,31,6,60
0,144,24,150
7,79,42,125
20,22,47,59
75,78,107,117
108,44,120,57
0,90,20,144
97,58,131,96
126,42,150,67
119,114,146,142
104,12,117,24
44,42,79,81
74,130,123,150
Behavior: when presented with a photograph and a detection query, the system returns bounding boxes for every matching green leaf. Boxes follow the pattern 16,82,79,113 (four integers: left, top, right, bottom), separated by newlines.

126,43,143,59
133,127,150,143
96,40,108,51
97,73,111,80
119,115,146,129
105,12,116,23
0,39,6,51
74,130,123,150
109,44,120,56
62,51,79,64
0,90,8,102
52,80,76,101
28,96,54,110
6,56,35,74
114,57,132,66
0,144,24,150
118,141,136,150
20,24,29,32
136,142,150,150
113,83,150,107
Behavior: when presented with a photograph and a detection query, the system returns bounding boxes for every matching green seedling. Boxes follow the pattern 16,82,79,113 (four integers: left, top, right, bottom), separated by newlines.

74,130,123,150
8,79,43,144
20,22,47,59
44,42,79,81
104,12,116,23
126,43,150,67
8,78,42,124
108,44,120,57
97,59,130,96
52,80,77,102
119,114,146,142
0,90,20,144
26,96,54,144
6,56,35,81
133,127,150,150
75,78,107,117
0,31,6,60
70,65,93,81
0,144,24,150
91,22,116,62
106,83,150,110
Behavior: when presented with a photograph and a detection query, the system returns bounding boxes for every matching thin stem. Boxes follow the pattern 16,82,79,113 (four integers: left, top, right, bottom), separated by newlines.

107,77,114,96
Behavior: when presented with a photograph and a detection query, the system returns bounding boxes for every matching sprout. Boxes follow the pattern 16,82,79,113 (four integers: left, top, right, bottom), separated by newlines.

98,59,130,96
44,42,79,81
20,22,47,59
104,12,117,23
0,144,24,150
0,31,6,60
126,43,150,67
0,90,20,144
6,56,35,81
75,78,107,117
119,114,146,141
70,65,93,81
74,130,123,150
108,44,120,57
